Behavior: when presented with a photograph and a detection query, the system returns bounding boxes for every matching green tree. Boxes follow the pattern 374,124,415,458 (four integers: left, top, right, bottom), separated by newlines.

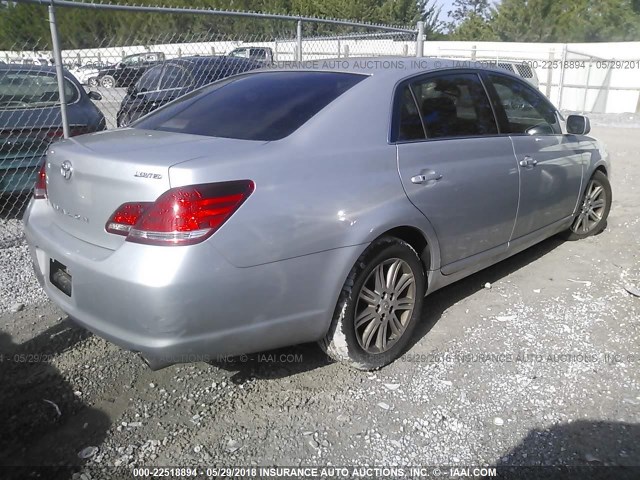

0,0,441,50
444,0,493,39
492,0,640,42
451,12,497,40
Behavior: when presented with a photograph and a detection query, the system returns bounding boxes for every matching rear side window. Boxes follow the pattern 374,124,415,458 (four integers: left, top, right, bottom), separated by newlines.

488,74,559,135
394,86,425,142
135,72,365,141
136,65,162,91
0,71,78,109
403,72,498,140
160,65,193,90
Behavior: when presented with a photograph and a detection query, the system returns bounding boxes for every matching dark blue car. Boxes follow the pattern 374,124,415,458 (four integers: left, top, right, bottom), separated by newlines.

0,65,106,195
116,56,263,127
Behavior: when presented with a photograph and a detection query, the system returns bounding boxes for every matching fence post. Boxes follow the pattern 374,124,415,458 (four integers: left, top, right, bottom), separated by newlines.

296,20,303,62
582,60,592,114
48,1,69,139
557,44,568,109
545,49,554,98
416,21,425,58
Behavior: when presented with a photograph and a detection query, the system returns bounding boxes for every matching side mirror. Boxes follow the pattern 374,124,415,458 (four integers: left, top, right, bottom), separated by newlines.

88,91,102,101
116,62,125,69
566,115,591,135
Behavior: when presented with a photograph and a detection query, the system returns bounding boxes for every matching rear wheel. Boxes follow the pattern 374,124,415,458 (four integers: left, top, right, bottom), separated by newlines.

100,76,115,88
564,170,612,240
88,77,99,88
320,237,425,370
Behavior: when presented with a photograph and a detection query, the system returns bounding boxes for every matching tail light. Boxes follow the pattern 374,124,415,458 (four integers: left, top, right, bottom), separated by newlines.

33,161,47,199
105,202,152,235
106,180,254,246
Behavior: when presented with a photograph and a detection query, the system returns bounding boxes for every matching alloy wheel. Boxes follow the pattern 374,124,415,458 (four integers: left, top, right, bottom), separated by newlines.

571,179,607,234
354,258,416,354
101,77,115,88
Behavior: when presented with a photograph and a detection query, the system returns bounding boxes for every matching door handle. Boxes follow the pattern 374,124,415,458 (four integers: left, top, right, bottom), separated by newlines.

411,172,443,184
519,156,538,168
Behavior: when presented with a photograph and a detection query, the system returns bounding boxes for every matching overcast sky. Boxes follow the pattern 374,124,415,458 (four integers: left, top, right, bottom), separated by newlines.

436,0,457,18
435,0,500,22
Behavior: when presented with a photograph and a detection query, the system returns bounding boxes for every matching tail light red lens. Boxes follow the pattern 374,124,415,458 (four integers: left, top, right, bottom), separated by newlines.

106,202,152,235
33,161,47,199
106,180,254,246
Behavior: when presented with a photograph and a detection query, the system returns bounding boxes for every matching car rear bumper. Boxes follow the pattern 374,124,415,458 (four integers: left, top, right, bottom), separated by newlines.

24,198,361,368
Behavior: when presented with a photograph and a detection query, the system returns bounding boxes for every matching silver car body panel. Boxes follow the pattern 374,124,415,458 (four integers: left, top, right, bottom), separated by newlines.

24,58,610,366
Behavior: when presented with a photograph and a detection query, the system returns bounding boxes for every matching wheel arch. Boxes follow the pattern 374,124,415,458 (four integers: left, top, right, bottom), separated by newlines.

380,225,433,274
595,164,608,176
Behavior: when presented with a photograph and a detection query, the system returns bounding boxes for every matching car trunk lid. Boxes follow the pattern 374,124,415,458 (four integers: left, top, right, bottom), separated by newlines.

45,128,255,250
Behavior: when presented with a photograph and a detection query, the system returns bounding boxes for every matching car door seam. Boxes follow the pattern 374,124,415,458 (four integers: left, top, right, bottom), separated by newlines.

507,135,522,244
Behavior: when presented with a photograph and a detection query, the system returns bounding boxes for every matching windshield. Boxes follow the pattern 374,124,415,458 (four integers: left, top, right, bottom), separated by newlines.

135,71,366,141
0,71,79,110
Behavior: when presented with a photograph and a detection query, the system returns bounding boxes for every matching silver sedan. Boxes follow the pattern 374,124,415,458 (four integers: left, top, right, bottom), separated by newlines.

24,58,612,370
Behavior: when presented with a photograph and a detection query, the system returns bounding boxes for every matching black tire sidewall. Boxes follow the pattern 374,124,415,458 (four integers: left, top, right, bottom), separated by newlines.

338,238,425,369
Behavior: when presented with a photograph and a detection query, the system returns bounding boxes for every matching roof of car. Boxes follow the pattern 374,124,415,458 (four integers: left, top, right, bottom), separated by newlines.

0,64,58,72
265,56,520,81
162,55,259,68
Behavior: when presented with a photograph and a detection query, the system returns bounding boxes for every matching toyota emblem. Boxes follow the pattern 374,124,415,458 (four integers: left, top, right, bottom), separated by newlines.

60,161,73,181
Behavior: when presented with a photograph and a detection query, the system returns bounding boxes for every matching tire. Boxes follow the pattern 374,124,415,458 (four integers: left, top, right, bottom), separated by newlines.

88,77,99,88
563,170,612,241
118,111,131,127
121,110,144,127
100,76,116,88
320,236,426,370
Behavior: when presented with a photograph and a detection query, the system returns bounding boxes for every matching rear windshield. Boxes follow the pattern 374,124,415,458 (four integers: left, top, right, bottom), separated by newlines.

0,71,78,109
134,71,366,141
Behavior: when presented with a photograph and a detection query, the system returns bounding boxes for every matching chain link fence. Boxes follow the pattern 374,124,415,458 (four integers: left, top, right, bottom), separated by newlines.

0,0,419,249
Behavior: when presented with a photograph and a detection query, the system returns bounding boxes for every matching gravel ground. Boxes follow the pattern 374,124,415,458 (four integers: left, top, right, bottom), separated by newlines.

0,126,639,478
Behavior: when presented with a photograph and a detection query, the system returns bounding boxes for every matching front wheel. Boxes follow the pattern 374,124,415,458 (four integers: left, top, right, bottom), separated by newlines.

563,170,612,241
320,237,426,370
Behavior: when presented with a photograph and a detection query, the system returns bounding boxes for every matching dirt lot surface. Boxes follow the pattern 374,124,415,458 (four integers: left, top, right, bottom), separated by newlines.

1,126,639,479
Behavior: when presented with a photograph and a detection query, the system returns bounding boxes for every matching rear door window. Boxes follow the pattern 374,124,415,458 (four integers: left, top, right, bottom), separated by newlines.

409,72,498,139
135,71,366,141
394,86,426,142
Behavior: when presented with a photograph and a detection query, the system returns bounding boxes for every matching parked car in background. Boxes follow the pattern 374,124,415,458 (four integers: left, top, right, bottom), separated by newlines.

7,57,51,67
89,52,166,89
116,56,262,126
69,61,106,85
228,46,274,64
0,65,105,195
489,60,539,87
24,59,611,371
